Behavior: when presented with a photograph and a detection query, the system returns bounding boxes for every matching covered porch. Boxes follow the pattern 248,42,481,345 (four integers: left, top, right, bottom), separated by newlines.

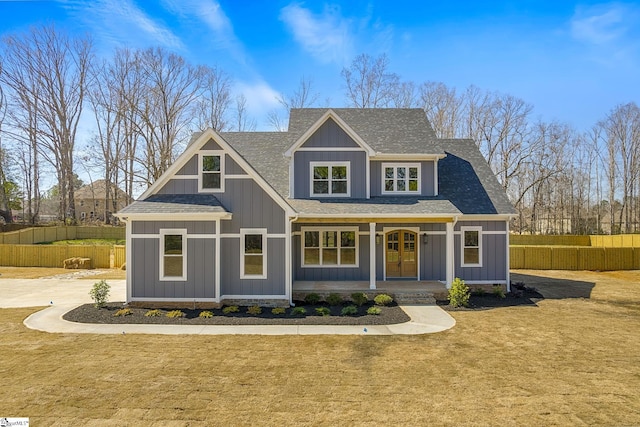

292,280,449,304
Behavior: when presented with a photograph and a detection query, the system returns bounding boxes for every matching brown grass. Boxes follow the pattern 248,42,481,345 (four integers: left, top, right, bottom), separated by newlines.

1,270,639,425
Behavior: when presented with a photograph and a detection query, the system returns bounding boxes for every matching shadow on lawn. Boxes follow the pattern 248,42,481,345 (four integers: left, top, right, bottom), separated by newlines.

511,272,596,300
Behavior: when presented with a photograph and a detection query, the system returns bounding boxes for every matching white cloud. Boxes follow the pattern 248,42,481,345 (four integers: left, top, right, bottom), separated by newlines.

57,0,184,50
236,80,282,112
570,3,632,45
280,3,353,64
161,0,246,63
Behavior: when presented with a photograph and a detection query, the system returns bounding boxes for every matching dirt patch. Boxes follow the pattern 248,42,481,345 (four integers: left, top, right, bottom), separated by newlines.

63,301,410,325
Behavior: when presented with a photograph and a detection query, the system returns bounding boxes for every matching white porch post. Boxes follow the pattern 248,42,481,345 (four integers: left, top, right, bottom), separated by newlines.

505,219,511,293
369,222,376,289
215,218,221,301
446,221,454,288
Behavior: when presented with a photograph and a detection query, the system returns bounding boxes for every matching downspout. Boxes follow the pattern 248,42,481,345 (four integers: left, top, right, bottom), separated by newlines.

288,214,299,307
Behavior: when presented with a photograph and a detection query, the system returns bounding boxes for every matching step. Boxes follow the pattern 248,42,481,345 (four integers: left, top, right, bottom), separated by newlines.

392,292,436,305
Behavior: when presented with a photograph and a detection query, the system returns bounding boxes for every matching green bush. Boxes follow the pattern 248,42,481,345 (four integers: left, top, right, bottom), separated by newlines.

222,305,240,314
367,306,382,315
89,280,110,308
247,305,262,315
271,307,286,315
341,305,358,316
315,307,331,316
304,293,321,305
113,308,132,317
374,294,393,306
448,277,470,308
199,310,214,318
493,285,506,299
350,292,368,306
166,310,185,318
144,309,162,317
290,306,307,316
326,293,343,306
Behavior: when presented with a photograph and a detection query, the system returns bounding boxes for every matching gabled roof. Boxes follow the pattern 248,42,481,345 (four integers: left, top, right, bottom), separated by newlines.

288,108,444,155
76,179,128,200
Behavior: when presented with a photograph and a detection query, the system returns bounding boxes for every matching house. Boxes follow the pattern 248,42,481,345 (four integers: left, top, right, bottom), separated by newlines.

116,108,516,307
75,180,129,223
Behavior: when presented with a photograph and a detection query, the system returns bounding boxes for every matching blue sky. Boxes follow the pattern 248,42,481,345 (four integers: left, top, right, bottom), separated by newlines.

1,0,639,131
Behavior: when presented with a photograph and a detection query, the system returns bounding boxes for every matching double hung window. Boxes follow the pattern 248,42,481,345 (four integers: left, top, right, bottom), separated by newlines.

241,229,267,279
461,226,482,267
310,162,350,196
302,228,357,267
160,229,187,280
199,151,224,192
382,163,420,194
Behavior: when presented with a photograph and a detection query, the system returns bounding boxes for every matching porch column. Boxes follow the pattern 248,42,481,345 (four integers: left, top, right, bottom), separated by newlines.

369,222,376,289
446,221,454,288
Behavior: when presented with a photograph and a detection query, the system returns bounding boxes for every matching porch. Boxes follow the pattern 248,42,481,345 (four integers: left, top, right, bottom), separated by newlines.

292,280,449,304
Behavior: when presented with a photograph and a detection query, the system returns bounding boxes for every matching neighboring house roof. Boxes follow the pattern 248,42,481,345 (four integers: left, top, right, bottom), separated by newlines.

118,194,230,216
76,179,128,201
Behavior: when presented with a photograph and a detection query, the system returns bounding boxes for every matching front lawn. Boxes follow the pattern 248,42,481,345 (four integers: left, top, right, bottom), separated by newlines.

0,270,639,425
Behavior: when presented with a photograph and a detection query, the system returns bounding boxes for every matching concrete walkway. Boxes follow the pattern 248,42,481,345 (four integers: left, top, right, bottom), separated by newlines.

0,278,455,336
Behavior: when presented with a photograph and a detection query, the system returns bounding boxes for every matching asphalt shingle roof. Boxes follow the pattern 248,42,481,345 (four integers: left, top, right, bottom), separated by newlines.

119,194,228,215
287,197,461,216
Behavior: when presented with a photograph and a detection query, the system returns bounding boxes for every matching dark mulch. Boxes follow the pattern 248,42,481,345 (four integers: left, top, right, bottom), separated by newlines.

63,301,410,325
437,285,545,311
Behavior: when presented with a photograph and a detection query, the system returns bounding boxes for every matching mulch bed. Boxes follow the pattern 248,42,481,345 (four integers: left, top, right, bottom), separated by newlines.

437,286,544,311
63,301,410,326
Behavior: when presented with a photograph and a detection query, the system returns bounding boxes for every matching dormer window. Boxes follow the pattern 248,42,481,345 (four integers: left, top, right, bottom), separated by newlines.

310,161,350,197
199,151,224,192
382,163,420,195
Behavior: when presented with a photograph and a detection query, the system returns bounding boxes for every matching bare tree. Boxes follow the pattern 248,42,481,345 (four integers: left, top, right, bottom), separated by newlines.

268,76,319,131
341,53,399,108
419,82,462,138
234,94,256,131
1,25,93,222
390,81,417,108
194,65,232,132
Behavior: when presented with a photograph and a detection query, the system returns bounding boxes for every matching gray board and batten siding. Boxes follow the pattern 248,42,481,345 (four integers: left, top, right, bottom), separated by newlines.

293,151,368,199
454,220,508,282
130,227,216,300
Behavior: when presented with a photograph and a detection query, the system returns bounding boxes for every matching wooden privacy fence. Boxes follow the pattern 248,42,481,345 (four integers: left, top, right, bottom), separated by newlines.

0,226,125,244
511,234,640,247
0,245,126,269
510,246,640,270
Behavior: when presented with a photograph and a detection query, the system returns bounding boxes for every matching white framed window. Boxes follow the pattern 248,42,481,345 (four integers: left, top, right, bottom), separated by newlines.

301,227,358,267
240,229,267,279
199,150,225,192
310,162,350,197
160,229,187,281
382,163,421,194
461,226,482,267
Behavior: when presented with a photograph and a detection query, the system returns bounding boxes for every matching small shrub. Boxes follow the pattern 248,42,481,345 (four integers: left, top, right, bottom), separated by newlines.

315,307,331,316
247,305,262,315
367,306,382,315
350,292,368,306
374,294,393,306
448,277,470,308
199,310,214,318
271,307,286,315
341,305,358,316
89,280,110,308
493,285,506,299
222,305,240,314
166,310,185,318
113,308,132,317
326,293,343,306
473,288,486,296
290,306,307,316
304,293,321,305
144,309,162,317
